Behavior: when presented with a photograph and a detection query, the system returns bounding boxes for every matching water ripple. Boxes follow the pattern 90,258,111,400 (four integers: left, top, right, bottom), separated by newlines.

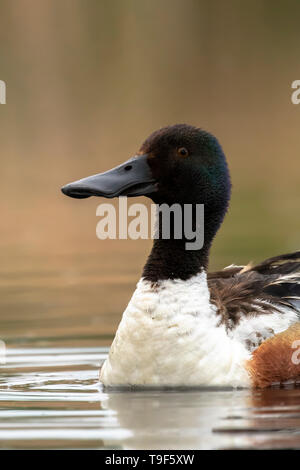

1,346,300,449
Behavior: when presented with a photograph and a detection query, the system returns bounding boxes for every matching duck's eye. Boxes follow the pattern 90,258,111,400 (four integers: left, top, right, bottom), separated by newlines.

177,147,189,157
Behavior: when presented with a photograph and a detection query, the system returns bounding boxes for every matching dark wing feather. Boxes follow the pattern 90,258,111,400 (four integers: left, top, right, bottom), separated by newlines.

208,251,300,329
251,251,300,310
251,251,300,275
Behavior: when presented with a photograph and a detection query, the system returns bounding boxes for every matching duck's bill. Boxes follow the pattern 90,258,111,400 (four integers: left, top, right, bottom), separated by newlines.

61,154,157,199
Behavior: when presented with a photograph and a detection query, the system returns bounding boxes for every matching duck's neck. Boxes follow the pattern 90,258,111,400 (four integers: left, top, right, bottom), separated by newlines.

142,239,209,282
142,204,220,282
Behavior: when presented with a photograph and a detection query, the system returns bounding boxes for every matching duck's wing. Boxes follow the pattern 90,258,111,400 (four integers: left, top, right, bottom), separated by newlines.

208,251,300,387
208,250,300,329
248,251,300,311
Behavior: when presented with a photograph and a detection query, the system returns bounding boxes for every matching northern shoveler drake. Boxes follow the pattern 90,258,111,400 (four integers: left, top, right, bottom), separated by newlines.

62,124,300,388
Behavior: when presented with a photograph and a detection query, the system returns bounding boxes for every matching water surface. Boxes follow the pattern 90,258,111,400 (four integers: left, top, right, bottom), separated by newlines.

1,341,300,449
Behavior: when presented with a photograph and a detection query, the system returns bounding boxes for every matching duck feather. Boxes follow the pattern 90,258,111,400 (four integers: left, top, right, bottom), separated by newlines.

208,251,300,331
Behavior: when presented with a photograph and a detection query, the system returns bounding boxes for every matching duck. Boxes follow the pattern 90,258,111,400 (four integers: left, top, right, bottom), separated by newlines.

61,124,300,388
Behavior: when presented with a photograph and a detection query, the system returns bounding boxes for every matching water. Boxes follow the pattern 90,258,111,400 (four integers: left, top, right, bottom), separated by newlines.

1,342,300,449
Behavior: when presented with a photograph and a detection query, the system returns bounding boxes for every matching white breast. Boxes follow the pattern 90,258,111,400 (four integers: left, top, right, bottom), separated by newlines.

100,273,251,388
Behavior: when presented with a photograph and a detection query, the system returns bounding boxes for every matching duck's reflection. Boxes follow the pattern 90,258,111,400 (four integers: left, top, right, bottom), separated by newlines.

251,386,300,409
100,387,252,449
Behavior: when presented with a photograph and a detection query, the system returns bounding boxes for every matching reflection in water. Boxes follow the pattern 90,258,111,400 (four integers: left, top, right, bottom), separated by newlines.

0,346,300,449
101,388,248,450
102,387,300,450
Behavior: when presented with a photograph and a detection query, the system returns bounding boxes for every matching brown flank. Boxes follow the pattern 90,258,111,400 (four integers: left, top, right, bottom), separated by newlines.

247,323,300,388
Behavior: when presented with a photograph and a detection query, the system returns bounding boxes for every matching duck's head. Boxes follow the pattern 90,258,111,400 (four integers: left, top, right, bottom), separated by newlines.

62,124,231,213
62,124,231,278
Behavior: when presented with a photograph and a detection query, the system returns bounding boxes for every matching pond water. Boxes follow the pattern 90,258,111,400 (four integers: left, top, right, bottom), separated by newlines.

1,342,300,449
1,253,300,450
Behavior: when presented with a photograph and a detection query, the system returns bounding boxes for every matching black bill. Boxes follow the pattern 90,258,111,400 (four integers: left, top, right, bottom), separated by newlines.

61,154,157,199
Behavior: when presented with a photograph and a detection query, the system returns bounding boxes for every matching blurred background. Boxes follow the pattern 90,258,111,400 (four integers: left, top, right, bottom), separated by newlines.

0,0,299,346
